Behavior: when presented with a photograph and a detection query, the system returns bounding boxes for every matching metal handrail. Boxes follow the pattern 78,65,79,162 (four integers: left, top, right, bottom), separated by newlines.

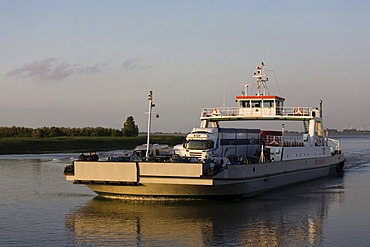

201,106,314,118
328,138,340,151
264,135,305,147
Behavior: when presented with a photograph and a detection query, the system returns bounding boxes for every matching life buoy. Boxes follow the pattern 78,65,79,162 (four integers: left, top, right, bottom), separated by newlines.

211,108,219,116
269,140,279,146
294,108,303,116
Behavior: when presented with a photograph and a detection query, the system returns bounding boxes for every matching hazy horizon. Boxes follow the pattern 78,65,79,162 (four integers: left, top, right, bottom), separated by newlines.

1,1,370,133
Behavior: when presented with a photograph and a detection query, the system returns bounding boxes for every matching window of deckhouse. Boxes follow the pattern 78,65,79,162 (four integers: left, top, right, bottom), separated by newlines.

251,100,261,108
241,100,250,108
263,100,274,108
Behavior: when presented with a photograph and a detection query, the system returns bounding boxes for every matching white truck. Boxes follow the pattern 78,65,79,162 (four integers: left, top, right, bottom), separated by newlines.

181,127,260,161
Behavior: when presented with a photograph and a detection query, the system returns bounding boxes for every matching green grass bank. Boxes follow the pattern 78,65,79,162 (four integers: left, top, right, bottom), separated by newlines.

0,135,186,155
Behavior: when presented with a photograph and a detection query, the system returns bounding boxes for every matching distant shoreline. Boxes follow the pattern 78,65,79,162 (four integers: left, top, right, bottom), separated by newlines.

0,135,185,155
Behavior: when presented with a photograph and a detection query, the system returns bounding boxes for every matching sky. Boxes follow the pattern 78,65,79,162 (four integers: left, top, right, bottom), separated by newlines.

1,0,370,133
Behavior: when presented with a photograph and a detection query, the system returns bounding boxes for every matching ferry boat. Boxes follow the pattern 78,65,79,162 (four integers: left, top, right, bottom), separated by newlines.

64,63,345,199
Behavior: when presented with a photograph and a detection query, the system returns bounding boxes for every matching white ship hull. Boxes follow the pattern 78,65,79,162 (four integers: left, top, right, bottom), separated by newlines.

67,153,344,199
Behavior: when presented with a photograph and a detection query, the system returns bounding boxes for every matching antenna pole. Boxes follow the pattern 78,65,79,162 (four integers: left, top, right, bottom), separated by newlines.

146,91,155,159
253,62,268,96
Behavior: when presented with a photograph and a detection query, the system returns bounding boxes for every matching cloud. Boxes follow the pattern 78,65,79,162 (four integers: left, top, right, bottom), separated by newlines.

7,58,76,80
122,58,153,71
7,58,113,80
7,58,151,81
76,60,113,74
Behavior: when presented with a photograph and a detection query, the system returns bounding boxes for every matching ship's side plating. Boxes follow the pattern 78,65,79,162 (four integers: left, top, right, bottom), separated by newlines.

66,149,344,198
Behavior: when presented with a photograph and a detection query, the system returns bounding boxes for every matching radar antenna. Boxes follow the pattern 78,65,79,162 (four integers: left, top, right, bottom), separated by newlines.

253,62,269,96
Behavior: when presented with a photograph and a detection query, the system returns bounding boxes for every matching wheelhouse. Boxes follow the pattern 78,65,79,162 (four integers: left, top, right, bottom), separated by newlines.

236,95,285,117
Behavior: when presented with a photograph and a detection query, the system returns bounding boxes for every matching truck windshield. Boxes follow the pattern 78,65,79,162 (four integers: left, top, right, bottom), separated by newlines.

185,140,214,150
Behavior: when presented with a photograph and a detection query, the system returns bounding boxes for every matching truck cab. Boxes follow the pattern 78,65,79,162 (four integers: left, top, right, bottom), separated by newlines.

183,128,218,160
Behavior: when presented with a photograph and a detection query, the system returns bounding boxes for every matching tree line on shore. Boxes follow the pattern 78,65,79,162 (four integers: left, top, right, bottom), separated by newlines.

0,116,139,138
0,126,124,138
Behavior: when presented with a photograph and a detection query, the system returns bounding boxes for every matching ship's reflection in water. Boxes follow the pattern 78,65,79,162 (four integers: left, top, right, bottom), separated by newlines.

66,177,344,246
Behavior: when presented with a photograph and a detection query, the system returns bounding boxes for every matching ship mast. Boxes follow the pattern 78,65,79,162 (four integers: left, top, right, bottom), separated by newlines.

253,62,268,96
240,83,254,96
146,91,155,160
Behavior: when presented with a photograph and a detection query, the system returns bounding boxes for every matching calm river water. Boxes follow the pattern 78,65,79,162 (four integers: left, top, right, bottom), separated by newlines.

1,136,370,246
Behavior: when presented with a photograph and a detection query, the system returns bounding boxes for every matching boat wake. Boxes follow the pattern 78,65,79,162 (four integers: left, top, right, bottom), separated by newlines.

100,194,203,202
343,153,370,170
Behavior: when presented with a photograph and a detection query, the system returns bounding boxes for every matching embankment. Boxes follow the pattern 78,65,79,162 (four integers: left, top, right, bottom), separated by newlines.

0,135,185,155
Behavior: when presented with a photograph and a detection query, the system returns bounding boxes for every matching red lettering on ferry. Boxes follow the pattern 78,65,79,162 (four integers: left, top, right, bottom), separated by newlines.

315,159,325,165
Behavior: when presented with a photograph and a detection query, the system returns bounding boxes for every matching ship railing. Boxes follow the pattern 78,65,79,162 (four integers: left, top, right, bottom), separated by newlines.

281,107,313,117
201,106,314,118
264,135,304,147
201,107,239,117
327,138,340,151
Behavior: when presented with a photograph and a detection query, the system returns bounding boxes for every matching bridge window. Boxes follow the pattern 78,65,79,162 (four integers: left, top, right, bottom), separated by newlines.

276,100,283,115
240,100,250,108
251,100,261,108
263,100,274,108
